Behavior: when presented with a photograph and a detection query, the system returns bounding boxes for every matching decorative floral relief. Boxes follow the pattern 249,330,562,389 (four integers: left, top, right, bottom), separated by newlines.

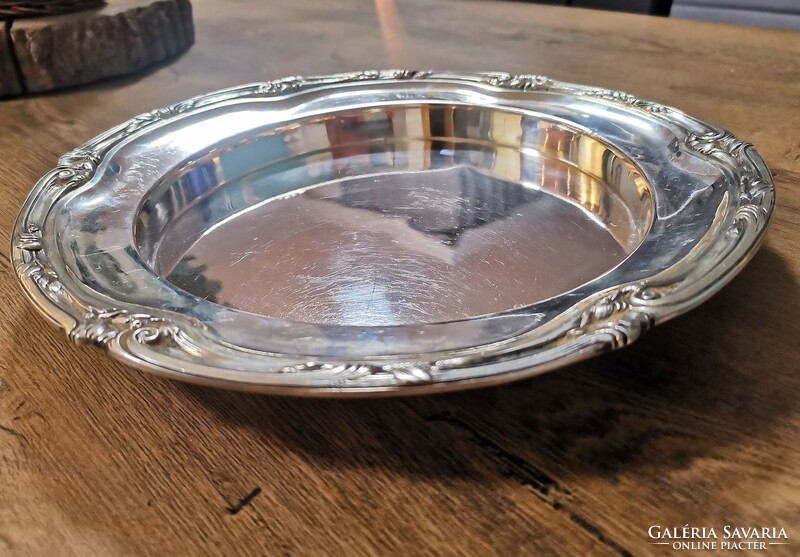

686,128,730,154
685,130,774,220
564,284,655,349
15,225,175,348
18,224,44,251
69,308,175,346
53,148,101,190
282,362,436,385
255,77,303,96
124,100,199,135
576,88,670,113
19,258,62,298
16,225,62,297
484,73,550,91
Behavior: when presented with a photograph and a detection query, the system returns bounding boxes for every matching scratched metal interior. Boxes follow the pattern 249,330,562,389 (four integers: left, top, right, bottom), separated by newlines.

136,104,652,326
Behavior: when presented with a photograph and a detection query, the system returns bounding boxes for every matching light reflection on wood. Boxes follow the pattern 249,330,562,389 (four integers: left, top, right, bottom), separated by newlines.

375,0,412,67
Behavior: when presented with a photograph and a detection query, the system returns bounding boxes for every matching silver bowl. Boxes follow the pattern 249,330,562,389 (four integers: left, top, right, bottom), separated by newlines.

11,70,775,396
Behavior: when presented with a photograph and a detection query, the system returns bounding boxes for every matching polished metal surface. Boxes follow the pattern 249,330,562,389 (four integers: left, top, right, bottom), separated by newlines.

11,71,775,395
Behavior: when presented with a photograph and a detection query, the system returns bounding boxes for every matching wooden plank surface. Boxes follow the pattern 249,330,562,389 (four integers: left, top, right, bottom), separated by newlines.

0,0,798,555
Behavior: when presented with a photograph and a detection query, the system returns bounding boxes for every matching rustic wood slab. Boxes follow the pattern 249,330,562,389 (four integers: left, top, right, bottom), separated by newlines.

0,0,798,555
2,0,193,95
0,21,23,96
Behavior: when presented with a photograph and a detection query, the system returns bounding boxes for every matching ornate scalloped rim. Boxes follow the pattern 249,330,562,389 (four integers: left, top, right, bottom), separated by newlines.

12,70,775,390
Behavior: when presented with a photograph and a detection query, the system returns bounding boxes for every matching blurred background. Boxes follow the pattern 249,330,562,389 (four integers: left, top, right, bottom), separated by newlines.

511,0,800,30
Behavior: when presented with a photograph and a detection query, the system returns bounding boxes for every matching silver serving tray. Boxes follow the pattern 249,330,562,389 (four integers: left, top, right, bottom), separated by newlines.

12,71,774,396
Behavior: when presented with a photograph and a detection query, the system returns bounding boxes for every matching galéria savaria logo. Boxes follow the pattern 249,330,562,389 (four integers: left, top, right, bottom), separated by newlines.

648,525,790,551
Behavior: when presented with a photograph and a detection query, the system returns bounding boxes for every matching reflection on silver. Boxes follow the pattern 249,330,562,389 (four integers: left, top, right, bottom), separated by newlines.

12,71,774,396
161,169,628,326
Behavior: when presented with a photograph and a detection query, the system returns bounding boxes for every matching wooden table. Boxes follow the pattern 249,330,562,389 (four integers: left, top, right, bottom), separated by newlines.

1,1,798,555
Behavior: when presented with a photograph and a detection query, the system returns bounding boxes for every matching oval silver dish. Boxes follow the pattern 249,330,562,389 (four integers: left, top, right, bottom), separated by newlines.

11,70,775,396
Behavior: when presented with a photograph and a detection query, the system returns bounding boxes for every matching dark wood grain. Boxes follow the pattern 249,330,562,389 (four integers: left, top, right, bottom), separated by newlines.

0,1,798,555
